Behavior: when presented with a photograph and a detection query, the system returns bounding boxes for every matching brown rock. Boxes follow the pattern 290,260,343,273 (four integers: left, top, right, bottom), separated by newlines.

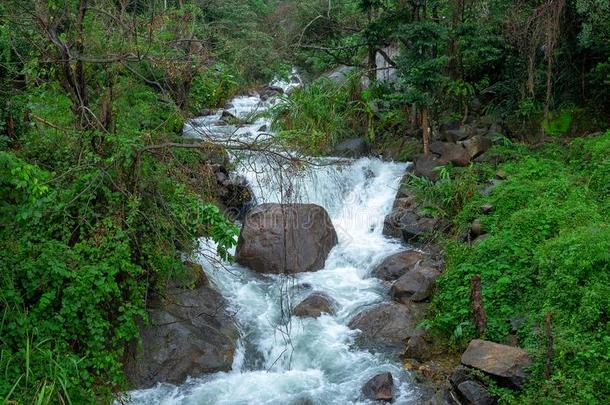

461,339,531,388
293,292,338,318
235,203,338,274
362,372,394,402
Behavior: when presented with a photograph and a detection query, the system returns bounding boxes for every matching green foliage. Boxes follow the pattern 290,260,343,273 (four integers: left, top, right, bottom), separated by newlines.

542,110,575,136
426,132,610,403
0,1,256,402
408,165,481,219
270,77,365,155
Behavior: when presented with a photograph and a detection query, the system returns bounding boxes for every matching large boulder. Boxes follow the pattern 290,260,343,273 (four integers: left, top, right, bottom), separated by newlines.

293,292,338,318
362,372,394,402
124,278,238,388
348,302,426,348
461,339,531,389
371,250,426,281
236,203,338,274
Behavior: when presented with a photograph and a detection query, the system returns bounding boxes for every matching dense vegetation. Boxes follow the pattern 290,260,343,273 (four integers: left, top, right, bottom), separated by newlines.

269,0,610,403
0,1,285,403
272,0,610,154
1,0,608,404
413,132,610,403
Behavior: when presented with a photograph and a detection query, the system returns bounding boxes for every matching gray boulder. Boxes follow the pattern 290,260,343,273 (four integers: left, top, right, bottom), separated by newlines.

462,135,492,159
461,339,531,389
236,203,338,274
333,137,369,158
457,381,496,405
124,281,238,388
430,142,471,167
383,209,441,242
348,302,426,348
371,250,426,281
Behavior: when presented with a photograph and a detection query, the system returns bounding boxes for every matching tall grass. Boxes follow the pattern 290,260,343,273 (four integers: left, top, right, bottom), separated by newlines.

269,76,365,155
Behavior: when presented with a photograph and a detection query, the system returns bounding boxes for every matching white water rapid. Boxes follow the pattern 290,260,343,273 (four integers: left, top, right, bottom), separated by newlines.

127,74,424,404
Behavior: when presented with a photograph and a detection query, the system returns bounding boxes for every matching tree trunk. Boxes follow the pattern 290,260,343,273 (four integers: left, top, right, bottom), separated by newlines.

470,275,487,337
368,45,377,84
422,107,430,156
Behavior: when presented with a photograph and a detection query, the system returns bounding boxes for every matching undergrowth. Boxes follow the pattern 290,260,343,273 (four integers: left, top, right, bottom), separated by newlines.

413,132,610,403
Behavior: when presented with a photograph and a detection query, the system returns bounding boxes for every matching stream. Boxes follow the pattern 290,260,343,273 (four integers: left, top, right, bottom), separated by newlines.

127,75,423,404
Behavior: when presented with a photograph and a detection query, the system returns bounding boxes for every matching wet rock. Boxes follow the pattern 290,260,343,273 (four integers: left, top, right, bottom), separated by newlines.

258,124,268,132
371,250,426,281
236,203,338,274
462,135,492,159
457,381,496,405
384,210,442,242
220,110,238,122
259,85,284,101
333,137,369,158
450,365,478,388
412,154,446,181
461,339,531,389
200,108,215,116
217,174,256,221
124,282,238,388
348,302,426,347
362,372,394,402
391,264,441,303
293,292,338,318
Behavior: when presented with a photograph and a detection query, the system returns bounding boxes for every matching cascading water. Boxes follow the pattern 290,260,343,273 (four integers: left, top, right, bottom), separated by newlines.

127,73,424,404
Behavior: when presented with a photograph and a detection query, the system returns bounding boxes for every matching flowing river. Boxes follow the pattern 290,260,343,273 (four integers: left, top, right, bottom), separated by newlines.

127,75,424,404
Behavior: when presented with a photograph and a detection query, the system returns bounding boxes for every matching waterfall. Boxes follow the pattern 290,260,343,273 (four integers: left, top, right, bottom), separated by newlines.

127,75,422,404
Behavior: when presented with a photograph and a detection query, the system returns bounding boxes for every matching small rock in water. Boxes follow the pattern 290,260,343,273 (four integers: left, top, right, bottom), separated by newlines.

293,292,338,318
258,124,267,132
362,372,394,402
